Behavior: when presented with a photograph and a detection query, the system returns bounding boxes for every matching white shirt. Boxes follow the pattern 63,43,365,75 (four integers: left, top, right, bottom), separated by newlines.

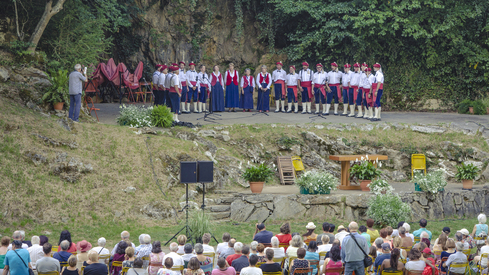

327,70,342,84
272,69,286,82
240,75,255,88
298,69,313,83
224,70,239,86
480,246,489,267
361,74,374,89
336,231,349,245
28,244,44,269
170,74,181,89
181,253,197,262
350,71,361,86
375,71,384,84
179,69,187,82
197,72,211,91
163,252,184,274
240,266,263,275
90,246,110,264
8,243,29,250
312,71,328,86
186,70,199,87
359,72,367,89
152,71,161,88
405,260,426,271
111,242,136,255
256,73,272,89
405,233,415,242
203,244,215,253
317,244,332,253
158,73,167,89
342,71,353,87
264,247,285,258
177,246,185,255
216,242,228,255
285,73,299,87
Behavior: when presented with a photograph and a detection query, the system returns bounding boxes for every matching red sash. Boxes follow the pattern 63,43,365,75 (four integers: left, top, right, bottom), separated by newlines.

351,85,359,101
226,71,238,86
190,81,197,87
181,81,187,87
301,81,313,101
275,80,286,97
363,88,373,106
169,87,177,93
200,83,209,89
288,86,298,101
372,83,384,90
314,83,326,97
329,83,341,99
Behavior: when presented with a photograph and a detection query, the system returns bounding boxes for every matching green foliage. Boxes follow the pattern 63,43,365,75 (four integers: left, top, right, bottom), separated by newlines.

242,163,274,183
9,41,34,57
473,100,487,115
367,179,394,195
455,162,480,181
457,99,472,114
116,105,153,128
295,170,338,194
367,193,411,227
42,70,69,104
186,210,213,242
349,160,382,180
277,136,300,150
412,169,447,194
482,97,489,108
150,105,173,128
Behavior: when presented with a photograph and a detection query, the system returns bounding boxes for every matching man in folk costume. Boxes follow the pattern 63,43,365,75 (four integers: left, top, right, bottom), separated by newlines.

239,68,255,112
341,63,354,116
157,65,168,106
168,66,182,122
178,61,189,113
164,65,174,109
349,63,362,117
272,61,287,113
285,65,299,113
298,62,313,114
326,62,343,115
372,63,384,121
362,67,375,119
186,62,199,113
312,63,329,114
196,65,211,113
256,65,272,113
359,62,368,118
152,64,162,106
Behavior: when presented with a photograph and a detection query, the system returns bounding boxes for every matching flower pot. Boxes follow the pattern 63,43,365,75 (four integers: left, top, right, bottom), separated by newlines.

249,182,265,193
299,186,331,195
486,107,489,115
360,180,371,191
381,190,386,194
462,179,473,190
53,102,64,110
414,182,422,192
469,107,474,114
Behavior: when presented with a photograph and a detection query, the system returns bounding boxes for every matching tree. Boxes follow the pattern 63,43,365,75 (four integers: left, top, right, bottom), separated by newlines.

27,0,68,53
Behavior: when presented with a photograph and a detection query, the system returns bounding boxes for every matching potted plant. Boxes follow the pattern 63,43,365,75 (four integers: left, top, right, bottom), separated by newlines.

42,69,69,110
455,162,480,190
367,179,394,195
349,161,382,191
295,171,339,195
187,210,213,243
242,163,274,193
412,169,447,193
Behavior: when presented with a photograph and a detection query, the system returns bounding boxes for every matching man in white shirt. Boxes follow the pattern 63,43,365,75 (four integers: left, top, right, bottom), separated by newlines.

445,242,468,274
7,231,28,250
285,65,299,113
341,64,354,116
202,233,215,253
327,62,343,116
402,223,415,241
312,63,329,115
240,254,263,275
90,237,110,264
335,225,349,245
349,63,363,118
178,61,189,114
27,236,43,270
298,62,313,114
186,62,199,113
111,231,136,255
216,233,230,256
163,243,184,275
272,61,287,113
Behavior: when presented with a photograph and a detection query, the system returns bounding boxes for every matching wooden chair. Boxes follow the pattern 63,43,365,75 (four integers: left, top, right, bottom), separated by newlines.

171,265,184,272
381,270,403,275
307,260,320,275
121,267,130,275
292,267,313,275
323,267,344,275
38,271,60,275
141,80,153,104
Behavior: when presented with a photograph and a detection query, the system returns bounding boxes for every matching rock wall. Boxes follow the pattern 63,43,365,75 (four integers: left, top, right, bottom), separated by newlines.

206,188,489,223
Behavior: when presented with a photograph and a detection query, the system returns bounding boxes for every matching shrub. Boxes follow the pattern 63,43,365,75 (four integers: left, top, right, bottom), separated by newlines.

186,210,213,243
472,100,486,115
457,99,472,114
116,105,153,127
150,105,173,128
367,193,411,227
455,162,480,180
42,70,69,104
412,169,447,194
295,170,339,194
277,136,300,150
367,179,394,195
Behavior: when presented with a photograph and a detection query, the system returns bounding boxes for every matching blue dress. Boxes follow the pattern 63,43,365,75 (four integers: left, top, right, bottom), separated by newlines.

225,71,240,108
211,82,225,112
257,83,270,111
240,76,254,109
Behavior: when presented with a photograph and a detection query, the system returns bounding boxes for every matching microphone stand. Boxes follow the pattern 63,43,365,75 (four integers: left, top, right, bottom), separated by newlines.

197,74,221,122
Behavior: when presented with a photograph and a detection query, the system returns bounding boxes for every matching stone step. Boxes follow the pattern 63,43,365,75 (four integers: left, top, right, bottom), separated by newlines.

209,211,230,220
208,205,230,212
215,197,235,204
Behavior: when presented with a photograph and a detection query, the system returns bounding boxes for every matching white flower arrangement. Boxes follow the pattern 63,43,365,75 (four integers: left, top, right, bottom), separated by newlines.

116,104,153,128
412,169,447,194
367,179,394,195
295,171,339,194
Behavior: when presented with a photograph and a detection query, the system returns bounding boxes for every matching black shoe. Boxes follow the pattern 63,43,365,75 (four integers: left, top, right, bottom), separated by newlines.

334,113,339,116
340,113,347,116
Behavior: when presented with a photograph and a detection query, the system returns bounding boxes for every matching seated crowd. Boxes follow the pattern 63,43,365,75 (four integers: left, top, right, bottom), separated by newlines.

1,213,489,275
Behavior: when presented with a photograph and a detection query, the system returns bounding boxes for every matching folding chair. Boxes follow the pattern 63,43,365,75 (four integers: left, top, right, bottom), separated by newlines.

279,243,289,249
80,266,85,275
291,156,305,175
476,253,488,275
292,267,313,275
323,267,344,275
111,261,123,274
414,236,420,244
121,267,130,275
263,272,282,275
447,262,468,275
463,249,471,258
400,246,412,253
141,80,153,104
59,261,69,267
411,154,427,179
52,246,59,252
38,272,60,275
171,265,184,272
272,257,285,267
381,271,403,275
319,251,327,261
255,262,264,268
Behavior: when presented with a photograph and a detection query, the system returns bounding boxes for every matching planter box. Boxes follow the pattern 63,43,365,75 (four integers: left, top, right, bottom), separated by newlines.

299,186,330,195
414,182,444,192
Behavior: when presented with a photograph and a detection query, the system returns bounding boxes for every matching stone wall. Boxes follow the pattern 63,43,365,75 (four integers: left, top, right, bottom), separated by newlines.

207,187,489,223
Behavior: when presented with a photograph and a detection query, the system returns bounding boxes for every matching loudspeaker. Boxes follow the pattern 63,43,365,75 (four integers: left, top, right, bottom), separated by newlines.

180,161,197,183
198,161,213,183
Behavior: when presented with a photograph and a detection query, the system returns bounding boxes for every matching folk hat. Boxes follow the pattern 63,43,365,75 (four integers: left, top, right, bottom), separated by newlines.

276,61,283,66
170,66,179,72
306,222,316,230
161,65,168,70
373,63,381,68
353,63,360,67
365,68,372,72
344,63,351,68
289,65,296,70
189,62,196,66
331,62,338,67
316,63,323,68
179,61,185,65
76,240,92,252
362,62,368,67
171,63,178,67
302,62,309,66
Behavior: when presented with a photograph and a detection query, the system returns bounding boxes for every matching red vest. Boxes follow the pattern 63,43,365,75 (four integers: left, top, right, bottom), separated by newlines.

211,73,221,86
226,70,238,86
243,76,254,88
259,73,270,84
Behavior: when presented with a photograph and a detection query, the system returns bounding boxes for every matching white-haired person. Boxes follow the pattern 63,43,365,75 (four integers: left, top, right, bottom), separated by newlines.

256,65,272,113
202,234,215,253
90,238,109,264
136,234,152,268
286,235,303,258
68,64,87,122
225,242,243,266
8,231,28,250
473,214,488,243
264,237,285,258
163,243,184,275
27,236,43,271
111,231,136,255
317,235,332,253
84,251,108,275
239,68,255,112
250,241,258,255
444,242,468,274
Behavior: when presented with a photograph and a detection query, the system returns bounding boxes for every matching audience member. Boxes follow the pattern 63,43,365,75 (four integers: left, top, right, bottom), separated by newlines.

420,232,431,248
455,232,469,250
250,242,258,255
413,219,432,241
216,233,231,257
241,254,263,275
473,214,488,244
328,224,336,244
157,258,178,275
422,248,434,264
303,222,318,243
53,240,72,262
378,248,403,274
219,239,236,260
304,241,319,275
163,243,184,275
460,228,475,249
374,243,391,275
58,230,77,253
3,240,32,275
225,242,243,266
391,237,406,259
183,244,197,265
127,258,149,275
374,238,383,256
379,229,391,248
286,235,303,258
27,236,43,271
335,225,349,244
391,222,405,238
253,223,273,244
275,223,292,251
136,234,153,263
256,244,266,262
316,223,330,244
195,244,212,275
402,223,415,242
366,219,380,244
260,249,281,272
84,252,110,275
111,231,136,255
475,237,489,268
405,249,426,272
211,258,236,275
385,226,394,242
36,243,60,273
0,237,10,275
325,240,340,259
290,248,309,275
7,231,28,250
231,245,250,272
265,237,285,258
202,234,215,253
90,238,110,264
60,255,79,275
123,246,136,268
112,241,129,275
359,226,371,247
317,235,332,253
39,236,49,246
19,231,31,247
184,257,204,275
149,241,166,275
433,232,448,259
399,227,412,248
341,222,369,275
445,242,468,274
76,240,92,268
177,235,188,255
322,246,342,275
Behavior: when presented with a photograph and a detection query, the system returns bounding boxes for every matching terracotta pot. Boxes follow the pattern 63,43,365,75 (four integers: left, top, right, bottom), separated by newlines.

360,180,371,192
486,107,489,115
249,182,265,193
462,179,473,190
469,107,474,114
381,190,387,194
53,102,64,110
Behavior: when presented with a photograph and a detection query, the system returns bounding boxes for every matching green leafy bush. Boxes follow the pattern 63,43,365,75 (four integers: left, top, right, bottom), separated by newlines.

350,160,382,180
277,136,300,150
481,98,489,108
150,105,173,128
457,99,472,114
367,179,394,195
295,170,338,194
455,162,480,180
116,105,153,128
367,193,411,227
42,70,69,104
242,163,274,183
412,169,447,194
472,100,486,115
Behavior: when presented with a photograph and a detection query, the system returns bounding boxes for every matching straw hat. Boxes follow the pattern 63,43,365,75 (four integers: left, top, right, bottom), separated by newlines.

306,222,316,230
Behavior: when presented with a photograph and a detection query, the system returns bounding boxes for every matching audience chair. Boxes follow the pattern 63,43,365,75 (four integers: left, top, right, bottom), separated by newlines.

52,246,59,252
171,265,184,272
292,267,313,275
307,260,319,275
84,91,100,122
111,261,123,274
59,262,69,268
261,243,272,248
272,257,285,266
477,253,489,275
413,236,420,244
463,249,471,258
439,257,449,275
411,154,427,179
447,262,468,275
255,262,264,268
121,267,130,275
318,252,327,261
141,80,153,104
279,243,289,248
323,266,344,275
400,259,407,264
263,272,282,275
141,256,150,261
381,270,403,275
80,266,85,275
400,247,411,253
38,271,60,275
291,156,305,175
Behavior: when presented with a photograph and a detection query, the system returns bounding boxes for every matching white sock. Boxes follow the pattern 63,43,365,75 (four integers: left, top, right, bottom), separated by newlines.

187,103,190,112
357,106,363,116
193,102,198,112
294,103,298,112
378,107,382,118
181,102,186,112
326,104,331,113
342,104,348,114
334,104,339,113
322,104,327,114
315,104,320,113
281,101,285,112
198,102,202,113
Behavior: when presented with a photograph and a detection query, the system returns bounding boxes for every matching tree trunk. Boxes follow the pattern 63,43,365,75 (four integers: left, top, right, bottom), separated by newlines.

27,0,67,53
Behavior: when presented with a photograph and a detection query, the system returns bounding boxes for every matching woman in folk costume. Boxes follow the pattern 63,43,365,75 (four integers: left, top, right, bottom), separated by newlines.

372,63,384,121
186,62,199,113
225,63,240,112
239,68,255,112
326,62,342,115
298,62,313,114
196,65,211,113
312,63,329,114
178,61,189,113
285,65,299,113
255,65,272,113
210,65,225,112
349,63,362,117
341,64,354,116
359,62,369,118
361,67,376,119
272,61,287,112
